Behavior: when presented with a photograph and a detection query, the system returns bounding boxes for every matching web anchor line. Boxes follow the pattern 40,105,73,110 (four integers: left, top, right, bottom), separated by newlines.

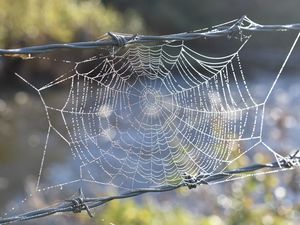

0,151,299,224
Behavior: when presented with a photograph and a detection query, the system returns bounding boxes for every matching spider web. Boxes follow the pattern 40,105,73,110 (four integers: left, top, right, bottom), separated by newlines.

11,18,300,202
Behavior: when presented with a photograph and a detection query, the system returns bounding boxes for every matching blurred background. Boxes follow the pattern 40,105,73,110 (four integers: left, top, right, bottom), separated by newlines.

1,0,300,224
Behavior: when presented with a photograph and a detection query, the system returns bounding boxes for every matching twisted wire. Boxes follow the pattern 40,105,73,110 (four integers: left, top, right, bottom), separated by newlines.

1,16,300,55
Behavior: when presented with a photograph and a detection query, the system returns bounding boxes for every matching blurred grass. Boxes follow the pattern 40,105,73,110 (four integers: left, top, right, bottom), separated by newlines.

0,0,144,48
74,174,298,225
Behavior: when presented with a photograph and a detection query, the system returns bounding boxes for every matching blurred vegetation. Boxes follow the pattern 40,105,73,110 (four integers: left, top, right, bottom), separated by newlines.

0,0,144,86
99,199,199,225
0,0,144,48
84,174,298,225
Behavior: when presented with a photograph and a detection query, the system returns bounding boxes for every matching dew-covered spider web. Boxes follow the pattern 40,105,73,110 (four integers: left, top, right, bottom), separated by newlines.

3,17,300,220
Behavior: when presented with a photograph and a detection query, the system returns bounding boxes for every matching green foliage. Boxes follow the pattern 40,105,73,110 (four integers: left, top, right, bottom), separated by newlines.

97,199,199,225
0,0,144,48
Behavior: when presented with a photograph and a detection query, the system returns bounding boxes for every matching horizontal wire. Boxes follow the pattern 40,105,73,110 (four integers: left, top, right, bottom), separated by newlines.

0,150,299,224
1,16,300,56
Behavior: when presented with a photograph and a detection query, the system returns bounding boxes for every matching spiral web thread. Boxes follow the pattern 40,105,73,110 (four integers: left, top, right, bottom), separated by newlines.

14,18,300,193
1,17,300,223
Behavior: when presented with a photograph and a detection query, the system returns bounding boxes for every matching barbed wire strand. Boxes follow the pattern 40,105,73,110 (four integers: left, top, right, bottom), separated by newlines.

0,151,299,224
1,15,300,56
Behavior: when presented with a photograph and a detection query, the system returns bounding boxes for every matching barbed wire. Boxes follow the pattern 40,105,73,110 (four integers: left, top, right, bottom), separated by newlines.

1,15,300,56
1,151,299,224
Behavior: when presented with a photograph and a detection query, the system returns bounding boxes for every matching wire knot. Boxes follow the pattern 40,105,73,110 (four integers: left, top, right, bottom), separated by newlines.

183,173,198,189
280,150,300,168
66,189,94,217
108,32,128,47
227,15,246,41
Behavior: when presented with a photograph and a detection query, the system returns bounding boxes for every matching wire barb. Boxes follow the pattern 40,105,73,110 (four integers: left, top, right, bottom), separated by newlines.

226,15,246,40
107,32,138,47
107,32,128,47
183,173,198,189
65,188,94,218
280,150,300,168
